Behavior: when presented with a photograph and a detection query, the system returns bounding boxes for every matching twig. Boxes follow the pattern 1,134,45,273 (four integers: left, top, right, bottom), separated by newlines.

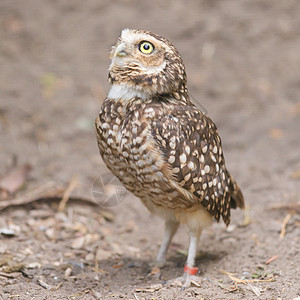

0,181,98,212
243,205,251,226
218,283,239,293
250,234,261,246
0,182,61,211
36,276,53,290
51,282,62,291
220,269,235,276
265,255,278,265
69,289,91,298
280,213,292,239
0,272,21,278
36,276,62,291
230,274,274,284
220,269,275,284
58,176,79,212
269,202,300,213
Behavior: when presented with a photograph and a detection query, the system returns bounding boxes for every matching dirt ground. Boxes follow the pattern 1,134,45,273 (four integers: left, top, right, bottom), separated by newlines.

1,0,300,299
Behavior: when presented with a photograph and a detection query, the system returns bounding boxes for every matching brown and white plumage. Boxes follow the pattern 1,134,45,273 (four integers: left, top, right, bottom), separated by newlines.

95,29,244,287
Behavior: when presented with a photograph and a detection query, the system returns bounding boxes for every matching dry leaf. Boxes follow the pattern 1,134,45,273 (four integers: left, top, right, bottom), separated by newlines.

268,128,283,139
291,169,300,179
0,164,32,194
247,284,261,296
135,284,163,293
149,267,160,276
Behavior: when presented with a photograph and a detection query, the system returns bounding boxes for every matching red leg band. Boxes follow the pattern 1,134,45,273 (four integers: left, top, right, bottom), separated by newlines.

184,264,198,275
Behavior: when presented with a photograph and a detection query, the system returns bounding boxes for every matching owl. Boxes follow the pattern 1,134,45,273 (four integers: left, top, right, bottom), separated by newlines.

95,29,244,288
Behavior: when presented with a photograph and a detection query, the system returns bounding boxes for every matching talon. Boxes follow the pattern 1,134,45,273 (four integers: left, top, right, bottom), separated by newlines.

167,273,201,289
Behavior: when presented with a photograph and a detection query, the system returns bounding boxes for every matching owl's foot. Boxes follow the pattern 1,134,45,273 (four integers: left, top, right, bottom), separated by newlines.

168,273,202,290
150,259,172,269
167,265,201,290
148,260,172,278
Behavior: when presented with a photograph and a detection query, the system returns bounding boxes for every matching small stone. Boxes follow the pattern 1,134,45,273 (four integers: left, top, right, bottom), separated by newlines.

22,247,34,256
71,236,85,249
64,267,72,278
85,253,94,261
96,248,111,261
26,262,41,269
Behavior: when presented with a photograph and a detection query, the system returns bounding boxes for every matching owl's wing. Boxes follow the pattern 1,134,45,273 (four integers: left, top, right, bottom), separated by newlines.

151,105,244,225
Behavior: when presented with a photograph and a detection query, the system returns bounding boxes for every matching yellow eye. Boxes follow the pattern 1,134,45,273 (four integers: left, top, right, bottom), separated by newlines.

139,41,154,54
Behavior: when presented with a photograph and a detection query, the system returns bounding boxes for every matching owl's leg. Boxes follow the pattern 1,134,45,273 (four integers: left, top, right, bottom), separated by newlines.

180,230,202,289
155,220,179,267
167,229,202,289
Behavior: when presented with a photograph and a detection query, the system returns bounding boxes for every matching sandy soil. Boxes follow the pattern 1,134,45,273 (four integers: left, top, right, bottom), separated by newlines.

0,0,300,299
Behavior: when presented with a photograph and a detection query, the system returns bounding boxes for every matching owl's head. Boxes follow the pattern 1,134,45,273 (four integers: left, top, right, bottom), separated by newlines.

108,29,188,99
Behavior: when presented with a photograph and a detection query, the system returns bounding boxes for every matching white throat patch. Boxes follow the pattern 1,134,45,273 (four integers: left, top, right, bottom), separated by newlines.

108,84,150,100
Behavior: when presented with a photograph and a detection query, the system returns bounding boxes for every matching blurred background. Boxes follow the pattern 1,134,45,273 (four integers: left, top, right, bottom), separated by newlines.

0,0,299,299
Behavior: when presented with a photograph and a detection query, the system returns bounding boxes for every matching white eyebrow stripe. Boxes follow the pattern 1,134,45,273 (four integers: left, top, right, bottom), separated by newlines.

121,29,156,46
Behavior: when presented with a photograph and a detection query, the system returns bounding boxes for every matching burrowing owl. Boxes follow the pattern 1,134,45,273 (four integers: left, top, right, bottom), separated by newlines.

95,29,244,287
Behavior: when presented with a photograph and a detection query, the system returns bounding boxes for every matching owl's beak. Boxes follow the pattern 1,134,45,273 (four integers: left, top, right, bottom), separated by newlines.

113,43,127,58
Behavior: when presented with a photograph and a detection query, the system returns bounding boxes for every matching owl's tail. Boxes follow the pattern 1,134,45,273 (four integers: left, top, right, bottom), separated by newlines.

229,174,245,209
